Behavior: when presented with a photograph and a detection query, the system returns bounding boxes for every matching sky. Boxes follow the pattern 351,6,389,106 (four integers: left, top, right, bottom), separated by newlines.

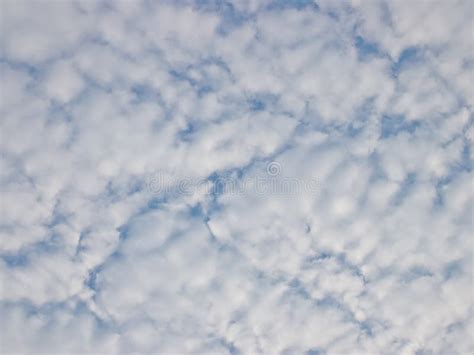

0,0,473,354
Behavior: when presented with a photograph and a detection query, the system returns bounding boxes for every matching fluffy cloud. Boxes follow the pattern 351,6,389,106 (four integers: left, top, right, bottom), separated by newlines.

1,0,472,354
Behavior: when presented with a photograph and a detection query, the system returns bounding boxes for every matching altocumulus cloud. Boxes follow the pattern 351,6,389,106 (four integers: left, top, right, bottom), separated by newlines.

1,0,473,354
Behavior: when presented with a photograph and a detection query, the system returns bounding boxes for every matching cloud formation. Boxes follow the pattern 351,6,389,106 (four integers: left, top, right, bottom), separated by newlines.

1,0,473,353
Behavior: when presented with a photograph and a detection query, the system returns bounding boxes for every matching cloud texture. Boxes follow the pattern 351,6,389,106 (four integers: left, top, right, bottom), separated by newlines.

1,0,473,353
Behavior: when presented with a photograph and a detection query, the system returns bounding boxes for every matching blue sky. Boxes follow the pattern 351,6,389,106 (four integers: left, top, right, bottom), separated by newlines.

1,0,473,353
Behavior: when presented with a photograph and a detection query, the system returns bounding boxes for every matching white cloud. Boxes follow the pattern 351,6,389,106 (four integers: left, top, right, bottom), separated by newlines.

1,0,472,354
42,60,85,103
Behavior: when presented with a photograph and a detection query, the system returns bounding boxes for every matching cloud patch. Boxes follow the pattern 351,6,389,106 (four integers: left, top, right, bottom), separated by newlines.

1,0,473,353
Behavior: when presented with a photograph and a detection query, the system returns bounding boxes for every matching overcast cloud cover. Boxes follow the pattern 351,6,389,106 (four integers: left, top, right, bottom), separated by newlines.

1,0,473,353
